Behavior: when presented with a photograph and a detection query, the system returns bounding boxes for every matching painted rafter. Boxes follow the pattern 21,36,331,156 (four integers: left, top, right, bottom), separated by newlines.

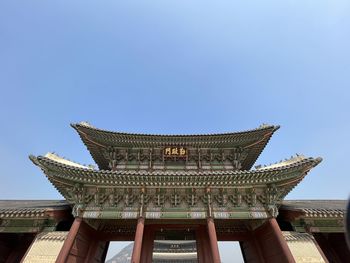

279,200,346,233
29,153,321,220
30,154,321,186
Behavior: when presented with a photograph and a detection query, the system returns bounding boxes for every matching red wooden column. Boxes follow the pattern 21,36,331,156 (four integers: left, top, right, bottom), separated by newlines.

140,226,155,263
196,225,213,263
207,217,221,263
239,232,266,263
267,218,294,262
56,217,82,263
131,217,145,263
254,218,295,263
196,227,205,263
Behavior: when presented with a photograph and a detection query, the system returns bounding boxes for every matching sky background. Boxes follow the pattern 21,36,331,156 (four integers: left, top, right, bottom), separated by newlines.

0,1,349,261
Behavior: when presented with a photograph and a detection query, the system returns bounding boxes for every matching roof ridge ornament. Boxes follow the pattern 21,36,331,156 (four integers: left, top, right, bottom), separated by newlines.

44,152,95,170
259,123,271,128
78,121,94,128
254,154,314,170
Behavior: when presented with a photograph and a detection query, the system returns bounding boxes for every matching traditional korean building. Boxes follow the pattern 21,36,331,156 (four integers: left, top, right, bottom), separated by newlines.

0,122,348,263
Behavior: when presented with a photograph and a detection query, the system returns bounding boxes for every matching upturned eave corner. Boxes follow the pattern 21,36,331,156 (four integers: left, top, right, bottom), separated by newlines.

28,154,39,166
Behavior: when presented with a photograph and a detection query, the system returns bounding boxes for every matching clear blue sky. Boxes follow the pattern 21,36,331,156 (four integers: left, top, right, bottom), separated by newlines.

0,1,349,203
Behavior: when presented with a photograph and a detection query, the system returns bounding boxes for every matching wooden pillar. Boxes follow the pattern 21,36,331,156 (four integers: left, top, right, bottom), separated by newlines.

196,226,209,263
267,218,294,262
254,218,295,263
203,232,214,263
56,217,82,263
314,233,350,262
85,239,98,263
207,217,221,263
84,240,110,263
196,225,213,263
196,227,205,263
131,217,145,263
240,232,265,263
140,226,154,263
309,235,329,263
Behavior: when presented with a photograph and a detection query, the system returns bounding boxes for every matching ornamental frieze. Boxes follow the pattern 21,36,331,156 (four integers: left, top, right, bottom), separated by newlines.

65,184,286,219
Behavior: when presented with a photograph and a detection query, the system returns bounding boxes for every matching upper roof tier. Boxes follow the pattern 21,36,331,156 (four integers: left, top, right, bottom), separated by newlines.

71,122,280,171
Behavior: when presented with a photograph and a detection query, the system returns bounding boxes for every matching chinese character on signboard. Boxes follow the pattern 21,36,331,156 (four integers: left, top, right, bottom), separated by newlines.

163,147,187,157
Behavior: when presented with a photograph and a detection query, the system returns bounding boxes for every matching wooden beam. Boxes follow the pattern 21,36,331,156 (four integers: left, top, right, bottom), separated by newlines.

56,217,82,262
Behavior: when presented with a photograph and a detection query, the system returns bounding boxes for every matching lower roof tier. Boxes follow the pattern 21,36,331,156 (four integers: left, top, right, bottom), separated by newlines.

29,153,322,220
30,153,321,188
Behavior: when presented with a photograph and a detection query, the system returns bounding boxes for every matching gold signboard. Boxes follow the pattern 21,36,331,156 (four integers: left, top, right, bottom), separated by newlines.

163,147,187,158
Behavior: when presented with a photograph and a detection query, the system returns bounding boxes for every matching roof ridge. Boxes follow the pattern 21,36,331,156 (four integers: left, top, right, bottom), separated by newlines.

284,199,347,201
254,155,322,170
44,152,95,169
71,122,280,137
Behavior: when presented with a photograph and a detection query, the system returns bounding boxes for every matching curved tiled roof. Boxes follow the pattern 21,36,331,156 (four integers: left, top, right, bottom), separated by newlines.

35,231,68,241
72,122,278,139
256,155,307,170
281,200,346,218
44,153,92,169
0,200,71,218
71,122,280,170
29,154,321,189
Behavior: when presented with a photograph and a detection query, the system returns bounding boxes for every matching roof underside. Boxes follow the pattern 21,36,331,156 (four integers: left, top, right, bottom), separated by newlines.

71,122,280,170
0,199,344,219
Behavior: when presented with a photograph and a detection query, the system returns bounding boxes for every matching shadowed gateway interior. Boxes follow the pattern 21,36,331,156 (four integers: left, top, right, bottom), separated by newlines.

153,229,197,263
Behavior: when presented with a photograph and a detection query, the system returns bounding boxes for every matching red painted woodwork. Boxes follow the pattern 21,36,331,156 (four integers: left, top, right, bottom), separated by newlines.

48,217,350,263
239,233,266,263
0,233,35,263
207,217,221,263
131,217,145,263
314,233,350,263
196,225,213,263
56,218,108,263
195,227,205,263
140,226,155,263
56,217,82,262
84,240,109,263
240,219,296,263
254,218,295,263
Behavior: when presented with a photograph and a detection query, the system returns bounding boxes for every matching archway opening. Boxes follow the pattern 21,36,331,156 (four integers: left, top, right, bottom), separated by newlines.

218,241,244,263
105,241,134,263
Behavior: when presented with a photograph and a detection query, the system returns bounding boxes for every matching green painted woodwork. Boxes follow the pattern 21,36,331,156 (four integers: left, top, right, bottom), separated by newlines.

0,219,58,233
291,217,345,233
28,123,327,222
160,212,189,219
